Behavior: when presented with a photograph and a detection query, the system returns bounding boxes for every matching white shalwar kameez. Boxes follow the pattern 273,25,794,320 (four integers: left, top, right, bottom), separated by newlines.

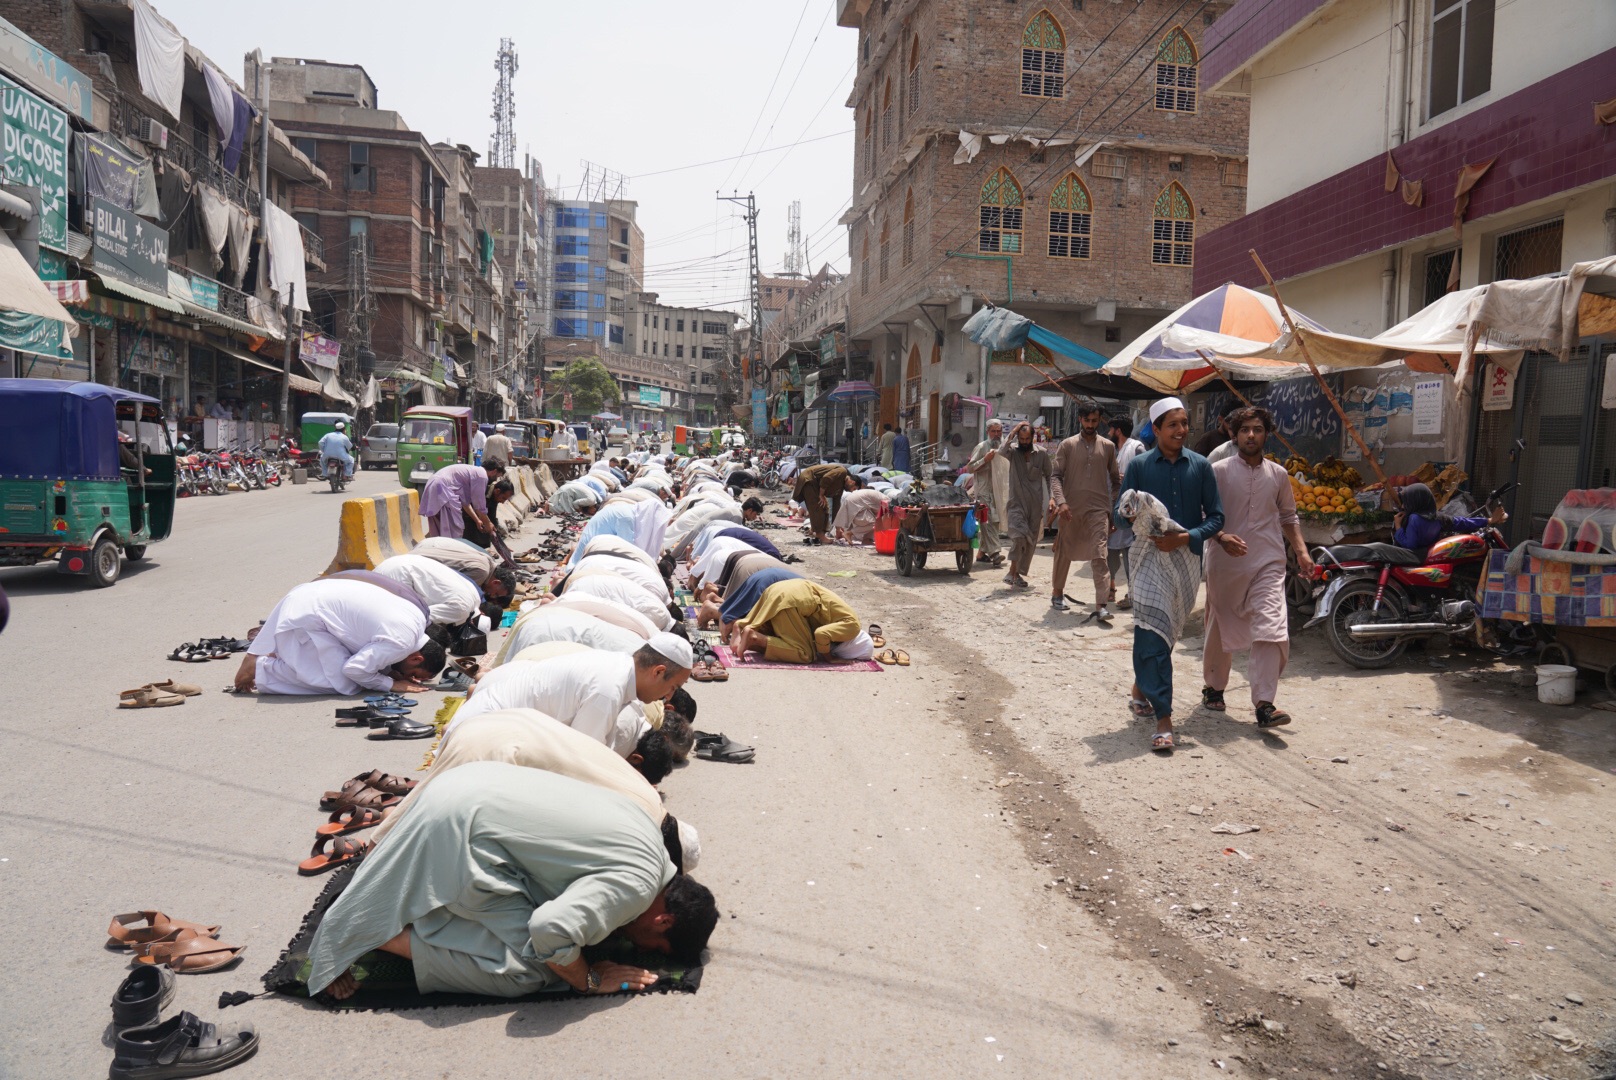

446,650,640,753
249,579,427,695
372,553,481,625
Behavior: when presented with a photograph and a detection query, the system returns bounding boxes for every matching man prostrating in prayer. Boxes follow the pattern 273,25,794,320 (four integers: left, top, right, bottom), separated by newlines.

306,763,718,1000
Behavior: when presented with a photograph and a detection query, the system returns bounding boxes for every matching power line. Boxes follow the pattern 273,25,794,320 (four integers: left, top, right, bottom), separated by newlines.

717,0,816,192
627,129,851,180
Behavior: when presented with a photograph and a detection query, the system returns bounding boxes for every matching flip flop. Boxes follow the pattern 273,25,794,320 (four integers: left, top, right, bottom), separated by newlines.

364,695,418,708
1129,697,1154,718
367,717,436,740
118,688,186,709
135,929,246,974
299,835,371,876
695,734,755,763
706,662,730,682
108,912,220,950
892,649,911,666
317,806,387,837
1151,731,1175,753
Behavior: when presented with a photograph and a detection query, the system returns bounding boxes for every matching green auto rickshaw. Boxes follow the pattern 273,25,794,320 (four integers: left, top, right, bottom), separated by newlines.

0,379,176,587
298,411,356,454
397,405,476,488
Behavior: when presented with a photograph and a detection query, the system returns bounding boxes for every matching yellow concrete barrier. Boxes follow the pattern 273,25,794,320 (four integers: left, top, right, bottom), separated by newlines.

326,488,422,572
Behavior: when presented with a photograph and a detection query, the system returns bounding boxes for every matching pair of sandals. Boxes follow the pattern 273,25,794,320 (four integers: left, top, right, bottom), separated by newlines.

334,704,432,740
302,772,414,874
690,639,730,683
168,643,233,663
319,771,414,815
1200,688,1292,730
119,679,202,708
874,649,911,666
1127,696,1176,753
694,730,754,763
108,912,246,974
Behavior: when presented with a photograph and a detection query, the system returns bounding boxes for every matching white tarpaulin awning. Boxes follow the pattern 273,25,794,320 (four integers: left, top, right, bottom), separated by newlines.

0,231,79,328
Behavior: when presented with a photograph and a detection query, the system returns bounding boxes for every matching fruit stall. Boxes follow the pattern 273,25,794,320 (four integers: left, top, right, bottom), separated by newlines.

1280,455,1471,547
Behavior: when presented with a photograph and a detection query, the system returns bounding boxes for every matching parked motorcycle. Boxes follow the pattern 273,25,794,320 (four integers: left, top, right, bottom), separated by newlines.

1305,483,1529,668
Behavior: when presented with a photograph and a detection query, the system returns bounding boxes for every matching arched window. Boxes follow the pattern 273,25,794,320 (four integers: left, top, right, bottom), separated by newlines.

978,167,1023,254
862,106,873,178
1021,10,1065,98
904,344,922,405
901,189,915,266
907,35,921,115
1151,181,1194,266
860,233,871,296
882,78,893,149
879,215,890,283
1048,173,1092,260
1154,27,1198,113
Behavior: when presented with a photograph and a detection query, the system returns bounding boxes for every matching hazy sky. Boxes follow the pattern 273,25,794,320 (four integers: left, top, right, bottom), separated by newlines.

154,0,854,314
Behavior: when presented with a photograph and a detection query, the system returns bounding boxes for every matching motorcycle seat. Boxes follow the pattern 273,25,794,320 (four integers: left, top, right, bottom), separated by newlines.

1323,543,1423,566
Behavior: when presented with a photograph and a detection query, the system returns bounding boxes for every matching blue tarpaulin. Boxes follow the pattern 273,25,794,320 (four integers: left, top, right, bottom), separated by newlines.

0,379,158,480
961,305,1109,369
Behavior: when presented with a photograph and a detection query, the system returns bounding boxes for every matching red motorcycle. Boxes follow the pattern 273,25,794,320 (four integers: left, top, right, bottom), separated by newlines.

1305,483,1527,669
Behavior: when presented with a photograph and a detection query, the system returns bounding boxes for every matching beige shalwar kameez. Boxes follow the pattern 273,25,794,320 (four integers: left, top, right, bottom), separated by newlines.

964,434,1008,562
1204,455,1297,707
1049,433,1121,603
1003,443,1052,578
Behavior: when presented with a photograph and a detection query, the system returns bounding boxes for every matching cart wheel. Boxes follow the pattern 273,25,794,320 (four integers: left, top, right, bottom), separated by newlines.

956,547,974,575
1537,641,1573,668
896,534,914,577
123,544,147,562
1604,664,1616,698
88,532,121,588
913,546,928,570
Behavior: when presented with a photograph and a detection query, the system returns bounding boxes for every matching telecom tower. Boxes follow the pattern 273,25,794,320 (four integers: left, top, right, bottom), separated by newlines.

784,200,803,276
490,38,518,170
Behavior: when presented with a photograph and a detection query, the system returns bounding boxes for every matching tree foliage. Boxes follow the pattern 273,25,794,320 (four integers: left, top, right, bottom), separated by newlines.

553,357,621,417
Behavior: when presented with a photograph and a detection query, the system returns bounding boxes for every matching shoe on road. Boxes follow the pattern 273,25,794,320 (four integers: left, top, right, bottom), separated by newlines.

1050,595,1067,610
112,966,175,1030
109,1011,258,1079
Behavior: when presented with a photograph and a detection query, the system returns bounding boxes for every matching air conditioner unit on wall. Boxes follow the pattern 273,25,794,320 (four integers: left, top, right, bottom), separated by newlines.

137,118,169,149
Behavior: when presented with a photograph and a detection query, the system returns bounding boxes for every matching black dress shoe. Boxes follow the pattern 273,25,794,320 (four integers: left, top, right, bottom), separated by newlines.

109,1011,258,1079
112,966,175,1030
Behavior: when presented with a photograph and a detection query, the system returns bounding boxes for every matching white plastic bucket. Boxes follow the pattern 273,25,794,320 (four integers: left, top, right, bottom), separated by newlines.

1536,664,1578,705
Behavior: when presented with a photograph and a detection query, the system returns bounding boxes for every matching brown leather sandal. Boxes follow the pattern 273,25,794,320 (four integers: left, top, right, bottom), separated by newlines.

108,912,221,950
318,785,400,815
349,770,415,797
135,929,246,974
299,835,371,876
316,806,387,837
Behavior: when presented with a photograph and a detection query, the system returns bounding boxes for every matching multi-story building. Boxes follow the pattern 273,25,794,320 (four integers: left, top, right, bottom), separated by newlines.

260,56,451,412
473,157,548,415
626,292,738,426
836,0,1248,452
765,268,850,444
3,1,332,439
539,337,689,431
547,196,644,350
1194,0,1616,532
433,142,507,418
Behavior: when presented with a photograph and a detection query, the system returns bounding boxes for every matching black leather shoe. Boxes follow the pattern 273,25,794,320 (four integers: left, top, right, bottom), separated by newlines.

112,966,175,1030
109,1011,258,1079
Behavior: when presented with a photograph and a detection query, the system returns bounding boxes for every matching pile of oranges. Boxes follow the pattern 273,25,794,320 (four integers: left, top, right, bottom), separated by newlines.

1292,476,1358,517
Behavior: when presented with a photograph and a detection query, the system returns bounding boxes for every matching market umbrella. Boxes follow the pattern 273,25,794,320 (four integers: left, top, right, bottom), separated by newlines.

825,380,879,402
592,411,621,420
1102,283,1330,394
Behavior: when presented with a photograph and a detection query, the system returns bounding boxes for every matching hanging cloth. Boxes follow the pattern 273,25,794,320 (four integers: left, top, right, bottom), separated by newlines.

134,160,161,220
224,92,255,174
203,65,235,147
132,0,185,121
226,206,254,289
262,202,309,313
194,184,229,273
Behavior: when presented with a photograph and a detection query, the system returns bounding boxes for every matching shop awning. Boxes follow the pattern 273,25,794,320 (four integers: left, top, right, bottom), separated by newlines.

287,371,323,394
0,232,79,327
92,272,184,314
380,365,445,390
963,305,1110,369
216,343,282,374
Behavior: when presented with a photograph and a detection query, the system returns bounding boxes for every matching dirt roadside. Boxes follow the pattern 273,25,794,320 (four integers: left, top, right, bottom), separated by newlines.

772,521,1615,1080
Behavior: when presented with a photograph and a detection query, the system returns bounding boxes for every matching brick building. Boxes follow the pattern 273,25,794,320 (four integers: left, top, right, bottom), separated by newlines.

473,159,548,415
260,57,451,411
836,0,1248,453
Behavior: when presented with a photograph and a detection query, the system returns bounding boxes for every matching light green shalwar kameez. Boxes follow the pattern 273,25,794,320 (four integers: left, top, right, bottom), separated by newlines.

306,761,674,997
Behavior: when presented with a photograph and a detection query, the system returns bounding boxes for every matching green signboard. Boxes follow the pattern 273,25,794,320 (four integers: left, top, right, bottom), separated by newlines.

638,385,662,406
0,73,68,253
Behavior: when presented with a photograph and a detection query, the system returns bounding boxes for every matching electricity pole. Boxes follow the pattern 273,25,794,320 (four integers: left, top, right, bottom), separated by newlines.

717,192,760,412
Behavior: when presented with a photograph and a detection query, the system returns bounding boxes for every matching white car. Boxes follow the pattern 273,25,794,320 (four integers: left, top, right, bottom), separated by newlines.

607,425,629,446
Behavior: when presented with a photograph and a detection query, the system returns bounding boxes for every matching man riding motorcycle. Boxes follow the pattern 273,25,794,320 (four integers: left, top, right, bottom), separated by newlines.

318,421,355,481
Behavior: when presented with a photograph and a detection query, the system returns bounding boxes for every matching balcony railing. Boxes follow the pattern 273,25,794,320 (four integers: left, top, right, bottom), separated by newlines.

299,222,325,268
169,263,254,324
115,92,260,214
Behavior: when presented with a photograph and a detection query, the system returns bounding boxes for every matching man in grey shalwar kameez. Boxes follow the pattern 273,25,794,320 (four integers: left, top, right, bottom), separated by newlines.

963,419,1008,568
306,762,717,999
1001,421,1052,589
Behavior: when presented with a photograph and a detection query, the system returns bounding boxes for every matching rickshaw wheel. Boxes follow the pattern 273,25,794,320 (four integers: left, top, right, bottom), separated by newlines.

88,533,121,588
124,545,147,562
956,548,974,575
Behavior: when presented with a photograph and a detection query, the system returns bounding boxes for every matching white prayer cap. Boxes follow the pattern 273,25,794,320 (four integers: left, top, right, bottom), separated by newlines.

678,819,701,872
1149,397,1186,425
645,631,694,671
495,423,506,432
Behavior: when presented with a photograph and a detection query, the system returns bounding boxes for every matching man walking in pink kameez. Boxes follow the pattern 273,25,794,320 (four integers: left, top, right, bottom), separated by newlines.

1201,407,1314,729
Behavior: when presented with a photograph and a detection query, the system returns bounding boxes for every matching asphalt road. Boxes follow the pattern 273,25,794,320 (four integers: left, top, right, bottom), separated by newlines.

0,469,1215,1078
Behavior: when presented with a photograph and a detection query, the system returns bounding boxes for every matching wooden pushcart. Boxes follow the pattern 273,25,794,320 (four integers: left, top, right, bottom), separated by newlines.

893,503,979,577
544,457,589,483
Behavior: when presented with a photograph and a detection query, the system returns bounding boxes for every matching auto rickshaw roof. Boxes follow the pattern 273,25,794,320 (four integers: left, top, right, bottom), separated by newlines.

0,378,161,407
0,379,159,481
404,405,473,418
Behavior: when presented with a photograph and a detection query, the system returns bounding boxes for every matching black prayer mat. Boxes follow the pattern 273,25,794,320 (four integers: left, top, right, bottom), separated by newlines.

259,860,704,1011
